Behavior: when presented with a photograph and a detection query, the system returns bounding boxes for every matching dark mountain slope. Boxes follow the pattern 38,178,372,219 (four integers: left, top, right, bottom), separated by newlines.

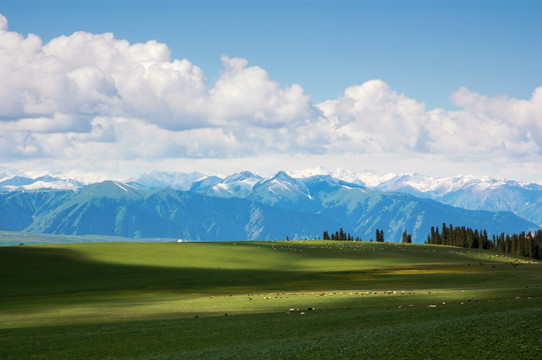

1,185,341,241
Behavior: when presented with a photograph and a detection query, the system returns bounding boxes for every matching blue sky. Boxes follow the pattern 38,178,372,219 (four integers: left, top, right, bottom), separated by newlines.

0,0,541,182
4,0,540,108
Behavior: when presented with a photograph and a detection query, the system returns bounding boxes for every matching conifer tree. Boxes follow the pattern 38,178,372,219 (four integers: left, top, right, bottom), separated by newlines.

517,232,526,257
427,226,438,244
505,235,511,253
511,234,518,254
440,223,447,245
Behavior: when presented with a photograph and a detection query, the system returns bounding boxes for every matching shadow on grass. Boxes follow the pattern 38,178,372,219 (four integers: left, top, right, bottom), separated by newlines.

2,245,538,299
2,244,542,360
0,246,312,297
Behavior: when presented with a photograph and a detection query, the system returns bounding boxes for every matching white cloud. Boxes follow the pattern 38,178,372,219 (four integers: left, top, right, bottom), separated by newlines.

0,20,315,131
209,56,316,128
316,80,542,162
0,13,541,183
442,87,542,156
0,14,7,32
317,80,429,153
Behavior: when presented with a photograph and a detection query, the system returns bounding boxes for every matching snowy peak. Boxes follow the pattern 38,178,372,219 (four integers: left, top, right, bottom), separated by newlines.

214,171,264,197
1,167,541,227
328,169,395,187
363,173,542,226
249,171,312,205
0,175,83,192
300,174,364,191
374,173,533,195
287,167,396,187
223,171,261,183
130,171,206,190
78,180,144,200
0,168,540,242
267,171,310,196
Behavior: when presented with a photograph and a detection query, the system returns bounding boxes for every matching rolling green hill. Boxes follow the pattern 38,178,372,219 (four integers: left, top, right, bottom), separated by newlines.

1,239,541,359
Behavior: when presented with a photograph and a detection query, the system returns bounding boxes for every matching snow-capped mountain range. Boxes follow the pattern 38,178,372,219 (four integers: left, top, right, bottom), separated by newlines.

1,167,541,241
123,168,542,227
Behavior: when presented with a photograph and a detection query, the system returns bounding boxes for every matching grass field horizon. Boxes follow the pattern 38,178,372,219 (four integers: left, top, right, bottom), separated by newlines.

1,237,541,359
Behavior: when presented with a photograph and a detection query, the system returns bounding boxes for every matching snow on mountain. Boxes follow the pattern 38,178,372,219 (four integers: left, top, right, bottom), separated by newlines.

348,172,541,196
1,166,541,228
288,167,540,192
213,171,264,197
286,167,331,179
190,175,223,191
78,180,145,200
287,167,397,187
282,169,542,227
250,171,312,206
129,171,207,190
0,166,20,182
375,173,441,193
364,173,542,227
1,171,539,242
0,175,83,192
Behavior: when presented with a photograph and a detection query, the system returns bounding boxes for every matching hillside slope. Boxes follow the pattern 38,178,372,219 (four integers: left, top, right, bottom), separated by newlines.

1,183,341,241
0,177,537,242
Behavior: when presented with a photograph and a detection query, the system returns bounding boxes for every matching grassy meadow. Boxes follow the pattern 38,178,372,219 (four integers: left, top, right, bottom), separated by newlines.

1,239,541,359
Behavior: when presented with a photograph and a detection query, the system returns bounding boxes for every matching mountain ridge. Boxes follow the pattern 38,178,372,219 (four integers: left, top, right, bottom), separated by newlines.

0,176,538,243
1,167,541,235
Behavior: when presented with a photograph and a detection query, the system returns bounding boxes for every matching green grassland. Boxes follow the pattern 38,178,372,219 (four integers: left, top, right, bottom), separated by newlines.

1,239,541,359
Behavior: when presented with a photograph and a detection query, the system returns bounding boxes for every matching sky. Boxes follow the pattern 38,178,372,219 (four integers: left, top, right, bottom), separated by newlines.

0,0,541,182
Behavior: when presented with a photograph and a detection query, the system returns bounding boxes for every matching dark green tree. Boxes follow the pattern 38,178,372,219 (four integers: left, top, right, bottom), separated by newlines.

374,229,385,242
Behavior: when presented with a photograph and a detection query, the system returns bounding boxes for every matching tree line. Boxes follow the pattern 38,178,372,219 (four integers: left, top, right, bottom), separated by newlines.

322,228,385,242
426,223,542,260
322,228,361,241
320,223,542,260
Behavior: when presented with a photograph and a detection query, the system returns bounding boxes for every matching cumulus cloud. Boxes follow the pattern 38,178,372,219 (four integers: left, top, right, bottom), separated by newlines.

443,87,542,156
0,27,207,128
0,18,315,132
209,56,316,127
316,80,542,162
0,12,541,182
317,80,430,152
0,13,319,163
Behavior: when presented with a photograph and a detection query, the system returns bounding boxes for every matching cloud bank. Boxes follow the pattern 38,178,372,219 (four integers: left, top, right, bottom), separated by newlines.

0,13,540,181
